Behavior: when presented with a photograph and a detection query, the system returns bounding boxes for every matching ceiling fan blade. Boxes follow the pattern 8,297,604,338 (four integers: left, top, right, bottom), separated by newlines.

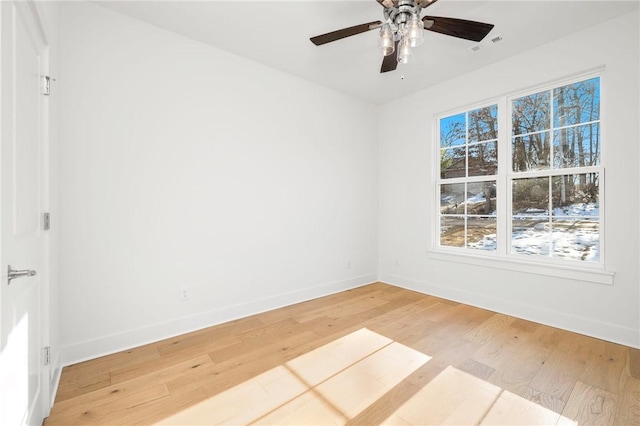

310,21,382,46
380,41,399,73
417,0,439,8
376,0,395,7
422,16,494,42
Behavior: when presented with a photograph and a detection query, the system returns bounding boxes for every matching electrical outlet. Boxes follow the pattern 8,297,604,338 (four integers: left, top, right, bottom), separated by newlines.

180,287,190,301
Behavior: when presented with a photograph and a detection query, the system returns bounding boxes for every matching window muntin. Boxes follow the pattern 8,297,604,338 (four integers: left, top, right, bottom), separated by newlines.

437,75,602,265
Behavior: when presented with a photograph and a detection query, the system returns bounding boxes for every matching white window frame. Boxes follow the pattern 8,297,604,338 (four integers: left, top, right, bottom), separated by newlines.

431,70,614,285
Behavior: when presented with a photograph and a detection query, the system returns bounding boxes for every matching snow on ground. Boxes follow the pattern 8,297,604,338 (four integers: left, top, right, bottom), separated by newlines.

514,203,599,217
462,193,486,205
464,202,600,261
467,226,600,262
442,199,600,262
552,203,599,217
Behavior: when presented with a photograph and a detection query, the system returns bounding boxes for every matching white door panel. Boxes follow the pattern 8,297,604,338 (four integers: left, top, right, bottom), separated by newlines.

1,1,49,425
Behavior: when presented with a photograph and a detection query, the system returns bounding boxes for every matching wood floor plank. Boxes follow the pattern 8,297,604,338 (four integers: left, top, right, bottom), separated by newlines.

46,355,214,425
429,303,495,342
155,318,259,357
347,380,423,425
528,332,592,401
483,325,550,396
614,374,640,425
383,366,502,425
522,387,566,415
457,358,496,381
471,327,522,370
158,365,310,425
45,282,638,426
411,301,459,324
208,322,316,365
95,387,209,426
292,289,391,323
46,384,171,425
561,381,618,425
55,344,161,402
168,330,322,398
630,347,640,379
253,284,382,325
305,296,426,338
579,338,628,395
464,313,515,345
480,389,560,425
511,318,541,333
53,370,111,404
110,352,215,385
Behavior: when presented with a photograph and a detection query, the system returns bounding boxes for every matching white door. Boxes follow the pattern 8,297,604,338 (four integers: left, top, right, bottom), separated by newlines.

0,1,49,425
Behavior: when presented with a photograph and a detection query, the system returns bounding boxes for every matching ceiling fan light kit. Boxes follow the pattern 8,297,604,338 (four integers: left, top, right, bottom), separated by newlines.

406,15,425,47
378,24,395,56
398,37,414,64
310,0,495,74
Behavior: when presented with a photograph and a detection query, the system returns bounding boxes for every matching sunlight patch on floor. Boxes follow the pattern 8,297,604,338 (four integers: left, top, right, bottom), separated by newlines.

381,366,577,426
155,328,430,425
154,327,579,426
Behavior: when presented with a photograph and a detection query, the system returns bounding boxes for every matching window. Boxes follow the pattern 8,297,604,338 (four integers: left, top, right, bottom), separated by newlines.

437,75,602,265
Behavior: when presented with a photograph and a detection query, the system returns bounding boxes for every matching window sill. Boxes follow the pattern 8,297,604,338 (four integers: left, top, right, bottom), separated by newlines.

426,250,615,285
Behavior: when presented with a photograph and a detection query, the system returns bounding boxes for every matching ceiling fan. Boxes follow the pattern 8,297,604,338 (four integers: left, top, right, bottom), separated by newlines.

310,0,494,73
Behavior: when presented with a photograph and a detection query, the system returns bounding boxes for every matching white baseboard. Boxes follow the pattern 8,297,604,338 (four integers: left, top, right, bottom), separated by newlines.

60,274,378,367
380,273,640,349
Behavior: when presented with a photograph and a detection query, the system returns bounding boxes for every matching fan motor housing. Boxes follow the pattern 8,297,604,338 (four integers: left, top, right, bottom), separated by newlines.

384,0,422,30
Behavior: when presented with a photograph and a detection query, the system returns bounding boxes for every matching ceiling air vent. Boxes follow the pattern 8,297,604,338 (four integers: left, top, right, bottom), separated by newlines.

470,33,503,53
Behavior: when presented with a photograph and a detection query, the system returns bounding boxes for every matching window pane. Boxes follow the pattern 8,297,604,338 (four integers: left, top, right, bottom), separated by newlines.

441,147,466,179
553,77,600,126
549,173,600,262
512,217,551,256
513,177,549,216
467,217,496,251
512,91,550,136
551,174,599,216
440,216,465,247
467,181,497,216
440,113,466,148
552,219,599,261
440,183,465,214
512,132,550,172
469,105,498,143
553,123,600,168
469,141,497,176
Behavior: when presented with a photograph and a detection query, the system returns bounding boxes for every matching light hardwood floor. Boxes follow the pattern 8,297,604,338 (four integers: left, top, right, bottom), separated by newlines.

45,283,640,425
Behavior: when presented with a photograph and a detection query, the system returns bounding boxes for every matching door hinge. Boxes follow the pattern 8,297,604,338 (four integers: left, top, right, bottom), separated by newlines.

44,346,51,366
44,212,50,231
42,75,55,96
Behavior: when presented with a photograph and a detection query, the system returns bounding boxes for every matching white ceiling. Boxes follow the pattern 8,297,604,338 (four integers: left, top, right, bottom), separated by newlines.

95,1,639,104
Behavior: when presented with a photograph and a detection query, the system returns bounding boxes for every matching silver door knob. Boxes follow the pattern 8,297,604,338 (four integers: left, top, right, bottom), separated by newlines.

8,265,36,284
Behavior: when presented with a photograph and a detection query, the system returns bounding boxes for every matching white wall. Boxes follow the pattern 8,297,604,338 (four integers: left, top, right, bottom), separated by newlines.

379,10,640,348
58,2,379,364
